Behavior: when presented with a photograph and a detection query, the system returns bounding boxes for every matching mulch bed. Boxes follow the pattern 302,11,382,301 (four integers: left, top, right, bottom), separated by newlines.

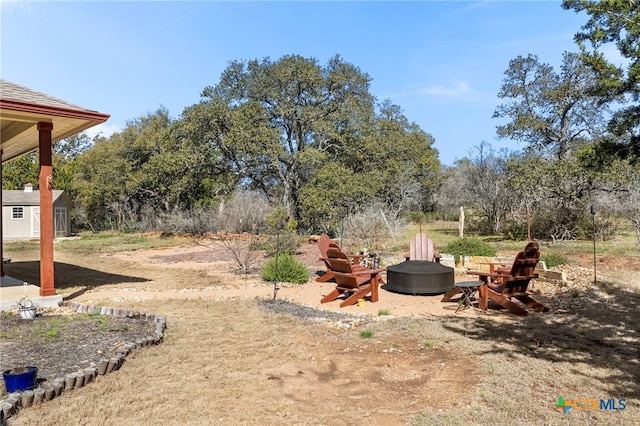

0,307,156,395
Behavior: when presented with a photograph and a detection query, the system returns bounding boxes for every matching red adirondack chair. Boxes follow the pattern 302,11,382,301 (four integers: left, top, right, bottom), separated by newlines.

320,247,386,307
316,234,366,283
467,242,547,316
442,241,549,315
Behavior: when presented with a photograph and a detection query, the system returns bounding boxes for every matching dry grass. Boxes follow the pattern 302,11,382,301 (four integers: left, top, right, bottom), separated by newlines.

2,233,639,425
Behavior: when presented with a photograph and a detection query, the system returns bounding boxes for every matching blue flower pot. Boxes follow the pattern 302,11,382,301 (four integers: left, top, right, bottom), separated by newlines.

3,366,38,392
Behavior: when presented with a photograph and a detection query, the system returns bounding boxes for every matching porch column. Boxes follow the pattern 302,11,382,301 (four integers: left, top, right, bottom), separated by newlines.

1,149,3,277
38,122,55,296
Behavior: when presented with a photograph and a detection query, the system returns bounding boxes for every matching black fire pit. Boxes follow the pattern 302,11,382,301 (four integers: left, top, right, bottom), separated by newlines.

385,260,454,295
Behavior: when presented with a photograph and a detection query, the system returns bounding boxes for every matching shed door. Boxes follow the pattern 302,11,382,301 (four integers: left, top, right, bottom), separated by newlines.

31,207,40,238
55,207,68,237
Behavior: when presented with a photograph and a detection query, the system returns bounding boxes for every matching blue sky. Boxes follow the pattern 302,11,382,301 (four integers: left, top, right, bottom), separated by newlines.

1,1,592,165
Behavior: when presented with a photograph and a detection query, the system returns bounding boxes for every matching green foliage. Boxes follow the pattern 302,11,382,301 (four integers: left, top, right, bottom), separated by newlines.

501,220,529,241
70,108,235,231
563,0,640,159
261,253,309,284
87,312,108,324
339,100,441,217
441,237,496,257
359,330,374,339
494,53,604,161
199,54,375,221
17,55,440,236
299,162,375,233
255,232,303,256
540,253,569,268
35,321,66,340
256,207,303,255
1,153,39,190
265,207,298,233
377,309,390,316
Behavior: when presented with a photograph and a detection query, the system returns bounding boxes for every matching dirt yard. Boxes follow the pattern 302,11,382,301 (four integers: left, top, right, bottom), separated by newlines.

2,237,639,425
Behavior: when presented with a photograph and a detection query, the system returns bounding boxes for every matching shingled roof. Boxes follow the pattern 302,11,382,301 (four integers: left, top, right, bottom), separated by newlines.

0,80,88,111
1,79,110,161
2,189,69,206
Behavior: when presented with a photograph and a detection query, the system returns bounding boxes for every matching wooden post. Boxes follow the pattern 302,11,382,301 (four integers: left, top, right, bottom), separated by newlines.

458,206,465,238
478,282,488,312
33,388,45,404
43,385,55,401
98,359,109,375
1,149,3,278
20,390,34,408
38,122,56,296
64,373,76,389
1,401,15,418
52,380,64,396
74,372,85,389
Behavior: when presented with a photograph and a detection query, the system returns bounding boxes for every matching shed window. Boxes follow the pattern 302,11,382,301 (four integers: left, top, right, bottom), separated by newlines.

11,207,24,219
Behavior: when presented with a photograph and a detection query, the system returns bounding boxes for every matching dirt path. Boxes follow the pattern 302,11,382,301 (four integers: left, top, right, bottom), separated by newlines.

68,243,521,320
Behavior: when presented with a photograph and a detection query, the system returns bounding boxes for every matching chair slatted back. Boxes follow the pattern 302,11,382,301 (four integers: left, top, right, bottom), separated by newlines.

317,234,332,259
325,248,370,288
326,248,353,273
508,242,540,277
503,242,540,294
409,233,435,261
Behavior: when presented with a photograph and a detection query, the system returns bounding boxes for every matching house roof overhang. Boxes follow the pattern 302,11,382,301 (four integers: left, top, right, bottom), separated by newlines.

0,79,110,162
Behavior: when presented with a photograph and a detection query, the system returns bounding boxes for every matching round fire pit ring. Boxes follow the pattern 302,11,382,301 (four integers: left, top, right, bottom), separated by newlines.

385,260,454,295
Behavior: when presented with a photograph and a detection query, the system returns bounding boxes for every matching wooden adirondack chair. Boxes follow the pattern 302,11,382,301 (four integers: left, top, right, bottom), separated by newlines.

316,234,366,282
320,247,385,307
441,242,546,315
467,242,548,316
405,232,441,262
489,242,540,274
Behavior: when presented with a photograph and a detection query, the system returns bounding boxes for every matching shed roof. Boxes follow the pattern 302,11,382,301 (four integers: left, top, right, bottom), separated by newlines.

2,189,69,206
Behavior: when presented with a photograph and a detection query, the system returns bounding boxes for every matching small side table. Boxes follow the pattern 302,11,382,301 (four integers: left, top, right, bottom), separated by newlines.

454,281,484,313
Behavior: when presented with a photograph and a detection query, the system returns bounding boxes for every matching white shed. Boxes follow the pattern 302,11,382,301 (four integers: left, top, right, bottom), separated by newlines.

2,184,73,240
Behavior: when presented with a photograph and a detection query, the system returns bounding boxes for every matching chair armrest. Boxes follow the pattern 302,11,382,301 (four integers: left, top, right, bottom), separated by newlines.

348,254,366,265
320,256,368,268
350,267,386,276
467,270,508,279
329,268,385,280
468,270,539,281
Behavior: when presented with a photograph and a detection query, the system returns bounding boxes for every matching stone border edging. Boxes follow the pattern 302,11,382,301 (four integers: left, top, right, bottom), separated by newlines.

0,301,167,421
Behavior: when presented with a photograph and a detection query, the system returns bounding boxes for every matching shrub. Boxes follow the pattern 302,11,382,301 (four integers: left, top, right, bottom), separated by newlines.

216,236,262,274
254,232,303,256
441,237,496,257
359,330,374,339
217,191,271,234
346,204,408,252
540,253,568,268
261,253,309,284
